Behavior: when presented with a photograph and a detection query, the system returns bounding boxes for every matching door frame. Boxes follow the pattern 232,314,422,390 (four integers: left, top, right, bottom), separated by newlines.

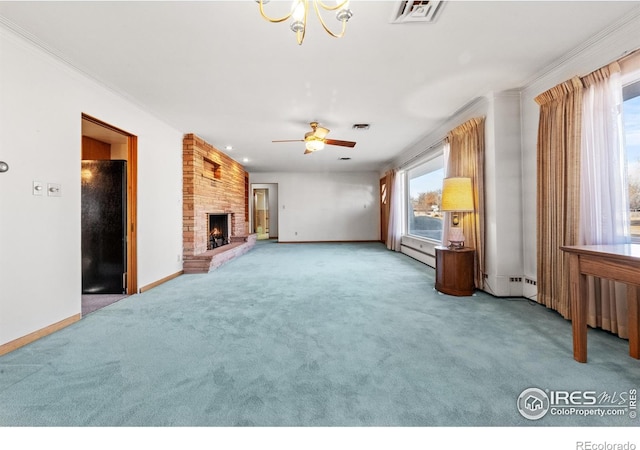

250,183,278,239
253,188,269,236
81,113,138,294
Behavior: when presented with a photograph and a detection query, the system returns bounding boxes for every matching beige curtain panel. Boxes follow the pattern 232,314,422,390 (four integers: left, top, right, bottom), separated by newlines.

445,117,486,289
535,76,583,320
385,169,402,251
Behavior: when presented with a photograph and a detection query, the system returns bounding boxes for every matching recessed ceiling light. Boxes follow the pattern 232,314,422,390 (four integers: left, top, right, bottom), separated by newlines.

225,145,233,151
242,158,249,163
338,157,352,161
352,123,370,130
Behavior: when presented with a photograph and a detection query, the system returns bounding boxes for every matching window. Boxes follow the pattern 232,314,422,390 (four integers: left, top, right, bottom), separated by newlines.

623,79,640,240
406,153,444,241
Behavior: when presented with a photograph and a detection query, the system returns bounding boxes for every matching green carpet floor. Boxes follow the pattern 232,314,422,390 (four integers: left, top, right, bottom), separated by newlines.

0,241,638,427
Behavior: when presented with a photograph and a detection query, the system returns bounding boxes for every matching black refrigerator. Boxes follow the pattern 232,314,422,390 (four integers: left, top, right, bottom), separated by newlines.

81,160,127,294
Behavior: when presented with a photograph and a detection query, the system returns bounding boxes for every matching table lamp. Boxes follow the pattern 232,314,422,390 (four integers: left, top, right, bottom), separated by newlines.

441,177,474,249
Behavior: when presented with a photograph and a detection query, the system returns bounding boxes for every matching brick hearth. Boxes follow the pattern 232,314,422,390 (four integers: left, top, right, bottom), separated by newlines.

183,235,257,274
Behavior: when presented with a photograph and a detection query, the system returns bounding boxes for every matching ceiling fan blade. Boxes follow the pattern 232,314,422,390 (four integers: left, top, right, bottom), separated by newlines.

272,139,304,143
314,126,330,139
324,139,356,148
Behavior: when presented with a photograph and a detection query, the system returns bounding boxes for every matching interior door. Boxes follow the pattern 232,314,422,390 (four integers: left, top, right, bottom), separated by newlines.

380,177,389,243
81,160,127,294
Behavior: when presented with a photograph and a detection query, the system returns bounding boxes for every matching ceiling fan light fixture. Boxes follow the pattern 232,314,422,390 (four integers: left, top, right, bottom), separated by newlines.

273,122,355,155
314,126,329,139
305,139,325,152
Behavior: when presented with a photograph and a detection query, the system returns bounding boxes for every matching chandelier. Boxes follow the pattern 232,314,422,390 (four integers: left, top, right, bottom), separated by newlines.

256,0,353,45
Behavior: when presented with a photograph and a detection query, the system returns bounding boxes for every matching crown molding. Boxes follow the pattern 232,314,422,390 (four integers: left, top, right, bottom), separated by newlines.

521,5,640,93
0,15,180,133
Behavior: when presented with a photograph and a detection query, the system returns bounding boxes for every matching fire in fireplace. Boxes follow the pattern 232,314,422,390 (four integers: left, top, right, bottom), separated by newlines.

208,213,230,250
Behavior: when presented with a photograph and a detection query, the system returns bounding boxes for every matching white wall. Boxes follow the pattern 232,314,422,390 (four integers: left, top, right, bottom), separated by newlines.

249,172,379,242
520,12,640,299
0,26,183,347
484,91,524,297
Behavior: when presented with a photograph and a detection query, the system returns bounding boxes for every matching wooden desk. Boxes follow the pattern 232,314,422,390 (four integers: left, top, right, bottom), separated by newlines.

560,244,640,363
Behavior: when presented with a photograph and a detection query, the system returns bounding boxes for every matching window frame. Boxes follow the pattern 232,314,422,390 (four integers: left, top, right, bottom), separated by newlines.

623,78,640,243
404,149,445,243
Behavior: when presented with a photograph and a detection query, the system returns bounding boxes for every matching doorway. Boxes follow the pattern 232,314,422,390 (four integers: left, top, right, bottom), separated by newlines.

81,114,137,314
253,189,269,240
251,183,278,240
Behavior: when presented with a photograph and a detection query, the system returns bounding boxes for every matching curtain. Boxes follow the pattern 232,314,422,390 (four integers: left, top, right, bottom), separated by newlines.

445,117,486,288
535,76,583,319
386,169,403,251
441,140,452,248
580,62,630,338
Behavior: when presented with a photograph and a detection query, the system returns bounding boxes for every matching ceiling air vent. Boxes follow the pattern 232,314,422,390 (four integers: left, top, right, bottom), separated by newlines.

390,0,445,24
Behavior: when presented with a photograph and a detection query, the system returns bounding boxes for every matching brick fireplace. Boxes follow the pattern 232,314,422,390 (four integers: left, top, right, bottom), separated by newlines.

182,134,254,272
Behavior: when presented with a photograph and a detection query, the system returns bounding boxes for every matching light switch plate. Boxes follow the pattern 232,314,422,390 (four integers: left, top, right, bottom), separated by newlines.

33,181,43,196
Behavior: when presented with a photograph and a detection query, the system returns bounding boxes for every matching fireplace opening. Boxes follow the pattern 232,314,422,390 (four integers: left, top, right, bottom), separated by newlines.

208,213,230,250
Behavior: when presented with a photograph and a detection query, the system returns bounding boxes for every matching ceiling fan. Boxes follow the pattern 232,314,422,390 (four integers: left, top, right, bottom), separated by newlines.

272,122,357,154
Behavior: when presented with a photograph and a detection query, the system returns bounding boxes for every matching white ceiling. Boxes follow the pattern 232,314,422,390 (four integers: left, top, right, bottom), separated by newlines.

1,1,639,172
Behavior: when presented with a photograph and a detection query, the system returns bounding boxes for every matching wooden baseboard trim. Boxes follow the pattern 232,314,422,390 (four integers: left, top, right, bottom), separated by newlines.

139,270,183,293
0,313,81,356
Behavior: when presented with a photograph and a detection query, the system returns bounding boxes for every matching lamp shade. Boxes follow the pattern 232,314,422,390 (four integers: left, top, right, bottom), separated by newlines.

441,177,474,212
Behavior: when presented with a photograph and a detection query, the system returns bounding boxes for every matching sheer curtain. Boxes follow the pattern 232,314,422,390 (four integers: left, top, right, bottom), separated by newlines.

580,62,630,338
386,169,403,251
445,117,486,288
535,77,583,319
441,141,452,248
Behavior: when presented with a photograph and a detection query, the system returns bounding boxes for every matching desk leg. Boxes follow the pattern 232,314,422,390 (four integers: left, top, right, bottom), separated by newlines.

568,253,587,363
629,285,640,359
